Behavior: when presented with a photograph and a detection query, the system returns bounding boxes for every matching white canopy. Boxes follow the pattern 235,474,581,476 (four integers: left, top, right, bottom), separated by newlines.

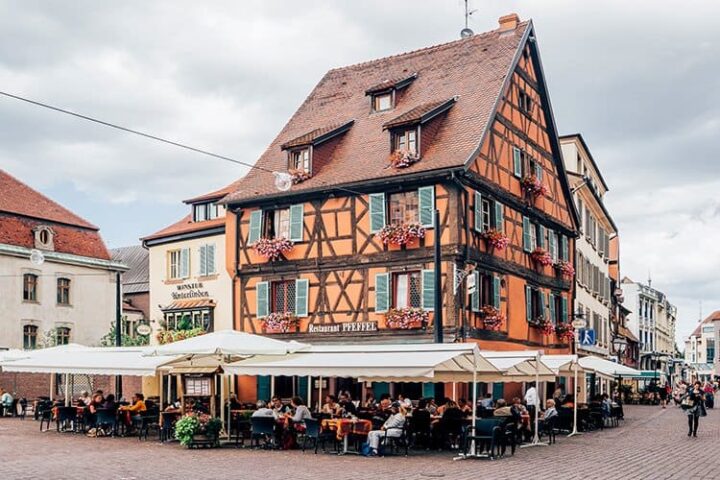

145,329,309,357
578,356,641,380
0,346,177,376
225,343,497,382
0,349,27,363
541,354,586,375
477,351,556,382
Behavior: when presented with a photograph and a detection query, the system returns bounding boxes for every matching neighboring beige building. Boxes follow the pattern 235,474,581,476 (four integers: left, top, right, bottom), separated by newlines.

684,312,718,380
0,169,126,350
560,135,617,360
142,186,234,342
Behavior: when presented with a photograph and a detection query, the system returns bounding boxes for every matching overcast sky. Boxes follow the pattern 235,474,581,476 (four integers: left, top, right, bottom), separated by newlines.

1,0,718,345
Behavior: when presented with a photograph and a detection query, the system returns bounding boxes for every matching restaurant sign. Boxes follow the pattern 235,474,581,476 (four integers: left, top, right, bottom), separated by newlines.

307,321,378,334
171,282,210,300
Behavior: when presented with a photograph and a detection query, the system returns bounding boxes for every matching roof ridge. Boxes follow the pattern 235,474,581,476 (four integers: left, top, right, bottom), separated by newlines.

327,20,530,74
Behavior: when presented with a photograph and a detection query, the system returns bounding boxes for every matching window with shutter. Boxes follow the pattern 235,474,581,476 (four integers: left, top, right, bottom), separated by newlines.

535,163,543,181
474,191,482,233
549,292,556,324
421,269,435,311
471,271,480,312
199,245,207,276
418,186,435,228
375,273,390,313
561,296,568,324
525,285,533,322
206,244,215,275
494,201,504,232
560,235,568,261
289,204,304,242
295,279,309,317
248,210,263,245
538,225,545,249
180,248,190,278
549,231,557,261
513,147,523,178
256,281,269,318
493,275,501,309
369,193,386,233
522,216,532,252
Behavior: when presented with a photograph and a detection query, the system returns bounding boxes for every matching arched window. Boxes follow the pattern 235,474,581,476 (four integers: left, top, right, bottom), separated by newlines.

23,325,38,349
23,274,38,302
55,327,71,346
57,278,71,305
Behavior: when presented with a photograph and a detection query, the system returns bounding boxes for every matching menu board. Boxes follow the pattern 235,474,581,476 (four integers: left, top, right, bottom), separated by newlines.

185,377,211,396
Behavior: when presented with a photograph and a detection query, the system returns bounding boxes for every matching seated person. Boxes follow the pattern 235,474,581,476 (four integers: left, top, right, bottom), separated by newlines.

542,399,558,421
371,395,393,426
271,396,290,415
286,396,313,426
366,402,406,456
321,394,341,417
457,398,472,416
426,398,438,415
480,393,494,409
89,390,105,414
1,389,14,414
118,393,147,430
493,399,512,417
364,394,377,409
252,400,277,418
561,394,575,409
102,394,118,412
78,390,92,407
338,392,357,416
397,394,413,409
431,400,464,449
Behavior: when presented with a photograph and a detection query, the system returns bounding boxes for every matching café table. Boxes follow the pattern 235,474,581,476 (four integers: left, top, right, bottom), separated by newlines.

321,418,373,454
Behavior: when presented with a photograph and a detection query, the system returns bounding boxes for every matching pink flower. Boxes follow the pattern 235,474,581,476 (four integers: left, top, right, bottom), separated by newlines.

254,237,294,260
531,248,553,267
554,260,575,279
262,312,299,332
389,149,420,169
521,175,548,198
377,223,426,246
481,229,510,251
386,307,428,329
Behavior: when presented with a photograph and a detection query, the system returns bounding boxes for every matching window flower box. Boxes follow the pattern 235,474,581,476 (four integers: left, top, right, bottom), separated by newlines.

261,312,299,333
389,149,420,169
386,307,428,330
481,229,510,251
479,305,504,331
289,168,312,185
156,327,206,345
554,260,575,279
254,237,294,260
377,223,426,246
530,316,555,336
555,323,575,342
530,247,553,267
521,175,548,199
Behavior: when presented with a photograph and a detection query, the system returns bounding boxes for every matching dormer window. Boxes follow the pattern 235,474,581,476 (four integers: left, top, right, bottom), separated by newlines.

193,202,219,222
372,92,393,112
33,225,55,251
518,89,533,115
393,128,418,155
290,148,311,174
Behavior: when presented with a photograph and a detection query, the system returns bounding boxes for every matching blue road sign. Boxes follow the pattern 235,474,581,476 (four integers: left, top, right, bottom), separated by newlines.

579,328,596,346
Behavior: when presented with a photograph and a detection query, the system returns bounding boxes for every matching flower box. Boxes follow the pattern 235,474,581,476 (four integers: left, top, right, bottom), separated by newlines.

479,305,504,331
254,237,294,260
530,247,553,267
389,149,420,169
262,312,299,333
481,229,510,251
521,175,548,199
555,323,575,342
386,307,428,330
377,223,425,246
530,317,555,336
156,327,206,345
554,260,575,279
289,169,312,184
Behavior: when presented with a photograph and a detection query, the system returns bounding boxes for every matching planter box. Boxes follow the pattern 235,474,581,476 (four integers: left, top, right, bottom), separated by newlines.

188,434,219,449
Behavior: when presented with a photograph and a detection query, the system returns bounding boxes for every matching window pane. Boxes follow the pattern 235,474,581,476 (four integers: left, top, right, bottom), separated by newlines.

274,208,291,239
409,272,422,308
376,94,392,111
389,191,419,225
395,274,408,309
407,130,417,153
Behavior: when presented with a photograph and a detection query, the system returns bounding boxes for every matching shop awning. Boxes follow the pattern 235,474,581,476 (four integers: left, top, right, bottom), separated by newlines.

476,351,556,382
578,356,642,380
162,299,216,311
225,343,497,382
0,346,177,376
145,329,309,357
539,354,585,376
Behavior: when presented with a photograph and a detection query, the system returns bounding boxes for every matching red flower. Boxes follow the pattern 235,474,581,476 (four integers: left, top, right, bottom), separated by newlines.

481,229,510,251
254,237,294,260
531,248,553,267
554,260,575,279
377,223,426,246
521,175,548,198
389,149,420,169
386,307,428,329
479,305,504,331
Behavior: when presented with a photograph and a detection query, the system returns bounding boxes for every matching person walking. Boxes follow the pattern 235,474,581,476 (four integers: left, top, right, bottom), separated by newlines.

683,381,706,438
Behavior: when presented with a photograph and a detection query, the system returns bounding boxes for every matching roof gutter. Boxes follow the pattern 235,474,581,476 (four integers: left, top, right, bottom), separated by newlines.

0,243,128,272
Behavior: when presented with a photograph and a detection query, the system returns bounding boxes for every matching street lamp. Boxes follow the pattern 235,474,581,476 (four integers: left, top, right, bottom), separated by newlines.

568,309,586,437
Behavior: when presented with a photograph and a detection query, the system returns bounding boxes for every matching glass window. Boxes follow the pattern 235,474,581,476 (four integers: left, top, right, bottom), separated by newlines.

272,281,296,314
193,203,218,222
518,89,532,114
23,325,37,350
291,148,311,173
57,278,71,305
393,128,418,154
270,208,291,239
55,327,71,345
168,250,181,280
481,198,492,231
393,271,422,309
373,93,392,112
389,191,419,225
23,274,38,302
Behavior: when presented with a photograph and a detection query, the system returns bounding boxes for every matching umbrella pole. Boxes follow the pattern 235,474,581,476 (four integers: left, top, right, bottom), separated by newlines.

306,376,311,407
64,374,70,407
49,373,54,401
521,353,547,448
318,376,323,411
159,373,164,410
568,361,582,437
270,375,275,399
454,354,479,461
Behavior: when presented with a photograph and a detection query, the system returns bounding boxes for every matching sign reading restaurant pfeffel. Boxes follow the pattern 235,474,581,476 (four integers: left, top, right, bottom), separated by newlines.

307,322,378,334
171,282,210,300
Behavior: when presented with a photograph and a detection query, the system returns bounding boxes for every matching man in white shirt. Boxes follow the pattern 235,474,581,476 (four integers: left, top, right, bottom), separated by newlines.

524,382,538,430
251,400,277,419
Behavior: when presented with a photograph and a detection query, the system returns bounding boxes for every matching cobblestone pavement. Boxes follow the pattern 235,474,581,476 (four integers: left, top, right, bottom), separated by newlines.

1,406,719,480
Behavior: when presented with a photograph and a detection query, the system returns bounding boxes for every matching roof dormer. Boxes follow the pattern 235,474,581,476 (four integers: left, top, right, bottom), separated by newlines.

365,72,418,113
280,120,354,181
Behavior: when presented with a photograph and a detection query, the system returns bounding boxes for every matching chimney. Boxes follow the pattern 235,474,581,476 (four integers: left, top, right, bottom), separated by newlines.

498,13,520,31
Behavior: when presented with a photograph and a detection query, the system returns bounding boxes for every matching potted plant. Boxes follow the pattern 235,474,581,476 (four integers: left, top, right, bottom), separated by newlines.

479,305,504,331
385,307,429,329
555,323,575,342
377,223,426,246
521,175,548,199
254,237,294,260
530,316,555,336
261,312,299,333
481,228,510,251
156,326,206,345
175,413,223,448
388,149,420,169
554,260,575,279
530,247,553,267
288,168,312,184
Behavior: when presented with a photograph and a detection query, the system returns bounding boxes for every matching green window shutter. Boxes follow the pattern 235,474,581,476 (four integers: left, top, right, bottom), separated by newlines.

369,193,386,233
422,269,435,311
471,271,480,312
522,216,532,252
257,376,271,402
560,235,568,261
535,163,543,180
513,147,522,178
549,293,556,324
180,248,190,278
289,204,304,242
474,191,482,232
207,244,215,274
561,296,568,324
199,245,207,276
256,281,269,318
418,186,435,228
248,210,262,245
525,286,533,322
374,273,390,313
539,290,545,318
295,278,309,317
493,275,501,309
549,232,556,261
494,201,504,232
538,225,546,249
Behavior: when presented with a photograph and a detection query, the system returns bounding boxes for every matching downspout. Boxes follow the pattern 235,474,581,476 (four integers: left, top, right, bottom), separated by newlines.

451,172,470,341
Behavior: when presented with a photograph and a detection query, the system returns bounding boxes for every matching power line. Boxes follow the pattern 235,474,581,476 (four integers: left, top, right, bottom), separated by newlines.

0,90,274,174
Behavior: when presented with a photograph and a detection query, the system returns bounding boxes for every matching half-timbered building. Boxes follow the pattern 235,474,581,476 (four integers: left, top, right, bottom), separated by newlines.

222,14,579,401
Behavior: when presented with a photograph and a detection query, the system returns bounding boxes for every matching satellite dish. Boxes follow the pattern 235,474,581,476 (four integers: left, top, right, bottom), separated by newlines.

460,28,474,39
273,171,293,192
29,249,45,266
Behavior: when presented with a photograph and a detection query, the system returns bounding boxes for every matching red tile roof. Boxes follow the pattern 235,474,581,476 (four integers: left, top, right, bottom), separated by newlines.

0,170,97,229
382,98,456,129
183,178,244,204
280,120,354,149
223,20,531,204
364,72,418,95
691,311,720,336
141,214,225,242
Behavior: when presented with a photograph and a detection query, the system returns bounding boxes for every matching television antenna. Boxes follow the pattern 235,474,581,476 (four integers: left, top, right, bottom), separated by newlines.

460,0,477,38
